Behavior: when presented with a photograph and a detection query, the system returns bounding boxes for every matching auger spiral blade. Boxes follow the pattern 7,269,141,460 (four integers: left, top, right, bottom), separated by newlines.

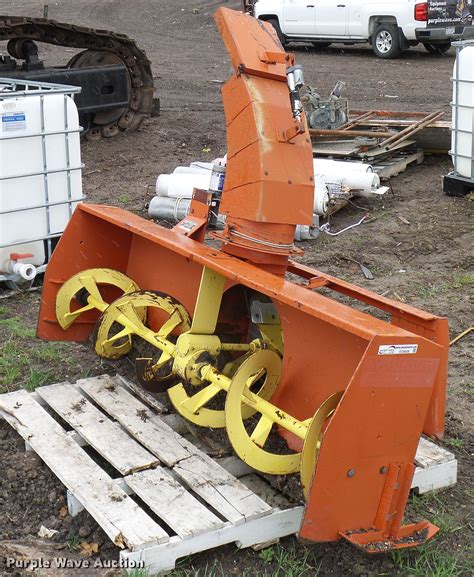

55,268,141,330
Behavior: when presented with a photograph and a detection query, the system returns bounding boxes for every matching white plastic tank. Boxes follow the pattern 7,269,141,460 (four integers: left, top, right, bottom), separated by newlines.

451,43,474,179
0,80,83,278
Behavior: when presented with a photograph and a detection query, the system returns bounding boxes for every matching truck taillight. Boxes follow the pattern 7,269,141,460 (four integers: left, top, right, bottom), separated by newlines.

415,2,428,21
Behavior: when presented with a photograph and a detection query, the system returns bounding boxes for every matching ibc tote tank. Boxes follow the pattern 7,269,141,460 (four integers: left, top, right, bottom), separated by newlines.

451,42,474,179
0,79,83,283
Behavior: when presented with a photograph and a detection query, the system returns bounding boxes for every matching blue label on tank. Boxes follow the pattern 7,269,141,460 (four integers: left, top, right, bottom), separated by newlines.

1,112,26,131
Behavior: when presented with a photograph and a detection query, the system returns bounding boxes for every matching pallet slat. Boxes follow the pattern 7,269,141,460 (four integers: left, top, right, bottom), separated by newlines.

37,384,160,475
79,375,273,524
415,436,455,468
0,390,168,550
173,454,272,524
126,468,225,539
79,376,191,466
121,507,305,575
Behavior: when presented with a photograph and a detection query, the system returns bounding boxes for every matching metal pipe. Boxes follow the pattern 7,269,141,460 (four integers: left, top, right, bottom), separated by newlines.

0,197,84,215
337,111,375,131
380,111,444,148
309,128,393,138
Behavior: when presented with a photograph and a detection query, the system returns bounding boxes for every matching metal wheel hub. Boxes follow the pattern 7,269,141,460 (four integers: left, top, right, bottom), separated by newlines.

376,31,393,53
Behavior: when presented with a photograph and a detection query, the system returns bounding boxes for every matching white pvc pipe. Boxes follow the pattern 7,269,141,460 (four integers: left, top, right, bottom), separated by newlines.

322,171,381,193
313,174,330,216
173,162,214,175
313,158,373,174
156,172,212,198
10,261,37,281
316,159,374,173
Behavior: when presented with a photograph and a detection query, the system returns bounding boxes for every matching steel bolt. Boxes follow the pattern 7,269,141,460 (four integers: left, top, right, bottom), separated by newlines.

380,466,388,475
347,469,355,478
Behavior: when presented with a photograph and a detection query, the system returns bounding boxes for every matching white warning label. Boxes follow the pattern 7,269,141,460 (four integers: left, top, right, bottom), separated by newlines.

1,112,26,132
178,219,197,232
378,344,418,356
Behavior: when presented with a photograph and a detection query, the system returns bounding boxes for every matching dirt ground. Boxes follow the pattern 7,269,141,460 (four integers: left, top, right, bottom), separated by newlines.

0,1,473,576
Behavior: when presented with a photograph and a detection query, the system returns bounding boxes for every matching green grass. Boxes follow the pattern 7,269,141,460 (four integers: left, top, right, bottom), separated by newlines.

0,316,36,338
125,570,150,577
416,283,447,300
452,272,474,289
0,314,63,392
167,542,322,577
32,343,63,362
393,494,470,577
269,543,321,577
391,542,468,577
66,534,81,552
0,340,23,392
409,493,461,533
0,305,8,315
444,437,464,449
23,368,54,392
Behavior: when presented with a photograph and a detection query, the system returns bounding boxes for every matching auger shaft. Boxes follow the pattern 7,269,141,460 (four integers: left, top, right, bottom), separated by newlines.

201,366,308,440
85,291,309,441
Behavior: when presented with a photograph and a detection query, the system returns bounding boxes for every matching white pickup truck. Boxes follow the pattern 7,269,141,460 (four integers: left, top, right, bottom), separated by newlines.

247,0,474,58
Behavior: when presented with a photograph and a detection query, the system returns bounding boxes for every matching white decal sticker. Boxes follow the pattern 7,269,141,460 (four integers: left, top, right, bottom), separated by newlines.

1,112,26,131
378,344,418,356
178,219,197,232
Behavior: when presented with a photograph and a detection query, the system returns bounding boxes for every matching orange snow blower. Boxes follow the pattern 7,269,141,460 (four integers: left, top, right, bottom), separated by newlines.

37,8,449,552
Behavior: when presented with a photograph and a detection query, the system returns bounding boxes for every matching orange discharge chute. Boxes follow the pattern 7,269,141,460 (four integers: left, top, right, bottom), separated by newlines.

37,7,448,552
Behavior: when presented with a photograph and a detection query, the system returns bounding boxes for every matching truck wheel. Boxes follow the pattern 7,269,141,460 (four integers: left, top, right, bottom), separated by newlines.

423,42,451,54
267,18,287,47
372,24,401,59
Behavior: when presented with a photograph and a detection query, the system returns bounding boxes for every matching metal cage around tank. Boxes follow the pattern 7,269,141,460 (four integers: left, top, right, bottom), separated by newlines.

0,78,85,285
450,40,474,180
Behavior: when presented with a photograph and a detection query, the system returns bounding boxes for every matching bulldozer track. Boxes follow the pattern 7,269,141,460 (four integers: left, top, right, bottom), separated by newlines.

0,15,154,139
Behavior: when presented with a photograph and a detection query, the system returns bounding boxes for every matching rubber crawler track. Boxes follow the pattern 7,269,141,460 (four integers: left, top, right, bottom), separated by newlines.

0,15,154,139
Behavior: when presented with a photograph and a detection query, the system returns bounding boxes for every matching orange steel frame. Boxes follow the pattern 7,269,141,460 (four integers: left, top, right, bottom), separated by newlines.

37,8,448,551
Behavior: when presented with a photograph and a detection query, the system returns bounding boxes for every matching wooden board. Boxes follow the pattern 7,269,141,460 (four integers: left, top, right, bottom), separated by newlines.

79,375,193,466
79,375,272,524
412,436,457,494
125,468,225,539
37,384,159,475
173,454,271,524
0,390,168,551
121,507,304,575
373,150,424,180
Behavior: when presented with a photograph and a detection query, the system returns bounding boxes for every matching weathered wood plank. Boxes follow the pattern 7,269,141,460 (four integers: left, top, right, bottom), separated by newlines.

415,437,455,469
37,384,159,475
79,375,193,466
116,374,167,414
126,468,225,539
0,390,168,551
121,507,305,575
79,375,272,524
174,454,272,525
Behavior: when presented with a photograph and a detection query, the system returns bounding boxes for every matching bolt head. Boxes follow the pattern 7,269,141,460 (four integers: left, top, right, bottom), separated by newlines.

347,469,355,478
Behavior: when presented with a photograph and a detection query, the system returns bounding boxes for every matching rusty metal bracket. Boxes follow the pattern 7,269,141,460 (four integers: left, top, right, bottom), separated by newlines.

278,121,306,143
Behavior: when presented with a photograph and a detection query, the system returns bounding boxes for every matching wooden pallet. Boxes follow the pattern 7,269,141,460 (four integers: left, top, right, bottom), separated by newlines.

372,149,425,180
0,375,457,574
